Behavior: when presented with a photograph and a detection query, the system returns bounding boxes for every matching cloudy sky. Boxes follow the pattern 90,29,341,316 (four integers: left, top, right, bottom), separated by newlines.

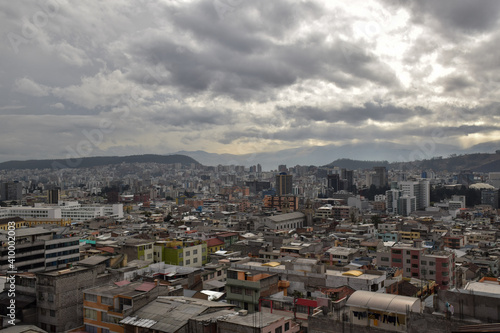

1,0,500,164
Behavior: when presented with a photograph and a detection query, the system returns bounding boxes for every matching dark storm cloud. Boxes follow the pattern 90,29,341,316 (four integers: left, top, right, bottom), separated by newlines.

124,0,400,101
146,106,237,128
277,102,429,125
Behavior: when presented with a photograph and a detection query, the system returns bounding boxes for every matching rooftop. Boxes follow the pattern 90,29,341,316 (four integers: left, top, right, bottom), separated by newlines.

346,290,421,314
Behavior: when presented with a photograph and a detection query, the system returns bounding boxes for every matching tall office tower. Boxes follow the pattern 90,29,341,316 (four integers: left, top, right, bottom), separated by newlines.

386,189,403,214
0,181,22,201
481,189,499,209
399,180,430,210
257,164,262,173
345,170,354,192
47,189,60,204
327,174,340,194
373,167,388,188
278,165,288,173
276,173,293,196
398,195,417,216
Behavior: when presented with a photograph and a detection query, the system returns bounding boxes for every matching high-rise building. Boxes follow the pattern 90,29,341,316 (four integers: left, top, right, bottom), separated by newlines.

399,180,430,210
372,167,388,188
276,173,293,196
47,189,60,204
481,189,499,209
327,174,340,194
385,189,403,215
0,181,22,201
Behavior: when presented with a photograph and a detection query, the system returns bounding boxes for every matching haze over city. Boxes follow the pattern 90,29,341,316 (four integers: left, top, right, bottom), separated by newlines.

2,0,500,165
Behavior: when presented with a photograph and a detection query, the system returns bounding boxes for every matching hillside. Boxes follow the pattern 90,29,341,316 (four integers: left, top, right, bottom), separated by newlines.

325,153,500,172
323,159,390,170
0,154,201,170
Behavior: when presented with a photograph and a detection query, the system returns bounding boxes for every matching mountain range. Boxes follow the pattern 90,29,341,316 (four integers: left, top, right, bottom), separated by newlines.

1,140,500,172
177,140,500,171
0,154,200,171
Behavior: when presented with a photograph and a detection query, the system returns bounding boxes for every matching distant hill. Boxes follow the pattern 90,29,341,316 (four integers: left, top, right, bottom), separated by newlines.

322,153,500,172
391,153,500,173
0,154,201,170
323,158,390,170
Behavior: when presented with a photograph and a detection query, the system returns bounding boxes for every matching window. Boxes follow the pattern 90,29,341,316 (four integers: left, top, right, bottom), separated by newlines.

406,251,410,255
412,264,419,268
275,327,283,333
50,310,55,317
193,249,198,255
429,261,435,266
179,252,183,258
421,260,427,265
227,270,238,279
231,287,242,294
406,268,410,272
147,253,152,259
101,297,113,306
85,325,97,333
285,322,290,331
85,293,97,302
442,262,449,268
186,251,190,256
406,259,411,264
85,309,98,320
392,258,401,263
186,259,190,265
217,270,222,276
392,249,401,254
193,258,198,263
245,289,253,296
381,257,389,262
41,308,47,316
412,255,419,259
442,272,449,276
429,270,435,275
48,294,54,302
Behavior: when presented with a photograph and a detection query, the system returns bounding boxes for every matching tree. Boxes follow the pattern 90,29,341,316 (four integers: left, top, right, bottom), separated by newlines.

371,215,381,228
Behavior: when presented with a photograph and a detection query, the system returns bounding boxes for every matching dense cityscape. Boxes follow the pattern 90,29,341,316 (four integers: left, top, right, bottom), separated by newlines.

3,0,500,332
1,154,500,332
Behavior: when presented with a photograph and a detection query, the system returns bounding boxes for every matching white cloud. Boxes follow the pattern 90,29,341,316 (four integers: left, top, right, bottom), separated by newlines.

14,77,50,97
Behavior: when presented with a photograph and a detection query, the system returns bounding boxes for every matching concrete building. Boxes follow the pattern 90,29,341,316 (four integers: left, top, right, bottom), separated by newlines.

0,181,22,201
122,239,155,263
83,281,170,333
399,180,430,210
36,259,112,332
225,268,282,313
276,173,293,196
325,247,361,265
481,189,499,208
119,296,235,333
153,239,207,267
0,227,79,272
377,242,455,290
262,212,305,230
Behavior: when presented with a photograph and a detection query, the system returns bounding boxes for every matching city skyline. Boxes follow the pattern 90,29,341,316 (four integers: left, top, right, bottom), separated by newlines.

1,0,500,164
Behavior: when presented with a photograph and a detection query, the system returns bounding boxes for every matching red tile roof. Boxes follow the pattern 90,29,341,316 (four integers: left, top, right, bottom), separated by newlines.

206,238,224,247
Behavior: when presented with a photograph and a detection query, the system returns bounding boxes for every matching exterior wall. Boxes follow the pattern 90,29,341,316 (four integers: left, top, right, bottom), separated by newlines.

36,265,111,332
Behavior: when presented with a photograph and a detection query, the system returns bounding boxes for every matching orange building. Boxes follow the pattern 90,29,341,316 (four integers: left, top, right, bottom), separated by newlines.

83,281,163,333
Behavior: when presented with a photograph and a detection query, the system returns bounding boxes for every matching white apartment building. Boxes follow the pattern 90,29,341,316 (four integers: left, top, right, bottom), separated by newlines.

0,201,123,222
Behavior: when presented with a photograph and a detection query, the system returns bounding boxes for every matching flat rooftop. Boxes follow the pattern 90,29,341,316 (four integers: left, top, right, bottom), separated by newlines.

325,269,383,281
